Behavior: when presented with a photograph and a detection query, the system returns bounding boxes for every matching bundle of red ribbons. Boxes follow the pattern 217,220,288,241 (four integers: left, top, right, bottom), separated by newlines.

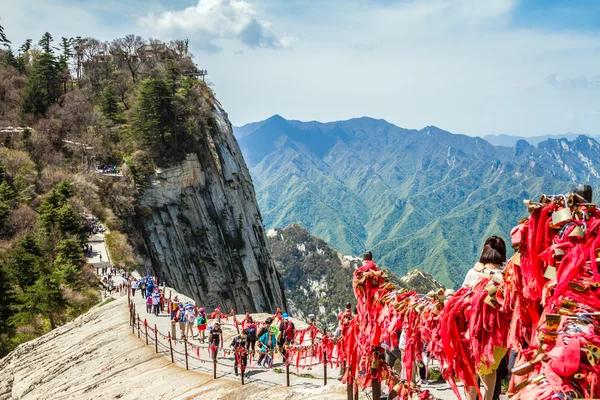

339,192,600,400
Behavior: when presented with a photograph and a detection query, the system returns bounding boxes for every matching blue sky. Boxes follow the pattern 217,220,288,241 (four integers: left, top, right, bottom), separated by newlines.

1,0,600,137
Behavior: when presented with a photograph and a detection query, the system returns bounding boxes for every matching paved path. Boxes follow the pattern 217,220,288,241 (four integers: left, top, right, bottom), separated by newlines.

86,230,501,400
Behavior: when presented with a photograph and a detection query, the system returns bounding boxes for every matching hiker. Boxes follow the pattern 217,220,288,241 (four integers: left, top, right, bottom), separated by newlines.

209,322,224,359
175,303,186,339
151,290,161,316
131,280,137,297
257,324,278,368
230,329,248,376
278,313,295,362
245,316,258,354
170,298,180,339
146,279,154,299
241,311,251,329
146,293,152,314
196,308,207,343
462,236,507,400
184,304,196,338
140,280,147,299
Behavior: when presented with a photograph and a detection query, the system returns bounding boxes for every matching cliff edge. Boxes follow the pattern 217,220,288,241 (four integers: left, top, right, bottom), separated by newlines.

135,100,286,313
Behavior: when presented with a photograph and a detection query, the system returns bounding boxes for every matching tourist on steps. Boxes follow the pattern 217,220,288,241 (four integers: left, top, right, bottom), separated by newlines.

196,308,207,343
245,316,258,355
230,329,248,376
184,304,196,338
462,236,507,400
209,322,224,359
146,294,152,314
176,303,186,339
257,324,278,368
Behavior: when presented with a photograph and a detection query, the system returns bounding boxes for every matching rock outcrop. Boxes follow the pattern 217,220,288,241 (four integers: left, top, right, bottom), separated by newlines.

135,100,286,313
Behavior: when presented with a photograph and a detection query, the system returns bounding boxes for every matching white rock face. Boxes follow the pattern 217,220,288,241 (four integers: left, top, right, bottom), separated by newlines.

136,100,286,313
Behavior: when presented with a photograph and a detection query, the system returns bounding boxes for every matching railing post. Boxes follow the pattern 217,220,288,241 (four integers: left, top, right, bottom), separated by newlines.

184,337,189,370
324,351,328,386
145,319,149,345
168,332,174,363
137,314,140,338
213,352,217,379
347,381,353,400
286,362,290,387
154,324,158,353
241,352,245,386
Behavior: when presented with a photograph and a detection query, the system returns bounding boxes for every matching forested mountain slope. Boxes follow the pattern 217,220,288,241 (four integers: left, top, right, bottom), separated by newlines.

236,116,600,288
268,224,442,328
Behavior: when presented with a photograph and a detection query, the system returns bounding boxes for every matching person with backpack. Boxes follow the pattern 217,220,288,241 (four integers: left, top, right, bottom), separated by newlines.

196,308,207,343
146,279,154,299
140,280,146,299
257,324,278,368
146,293,152,313
209,322,223,359
151,290,161,316
230,329,248,376
278,314,295,362
175,303,186,339
184,304,196,338
245,316,258,354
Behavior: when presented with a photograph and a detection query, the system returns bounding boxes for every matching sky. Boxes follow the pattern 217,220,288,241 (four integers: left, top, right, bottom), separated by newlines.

1,0,600,137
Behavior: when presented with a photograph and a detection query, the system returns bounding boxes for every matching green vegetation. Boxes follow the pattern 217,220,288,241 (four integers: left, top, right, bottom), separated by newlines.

99,297,116,307
269,225,441,330
0,28,215,357
104,231,136,270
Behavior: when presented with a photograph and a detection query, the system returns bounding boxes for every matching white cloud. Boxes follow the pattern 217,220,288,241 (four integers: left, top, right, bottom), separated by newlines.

139,0,290,52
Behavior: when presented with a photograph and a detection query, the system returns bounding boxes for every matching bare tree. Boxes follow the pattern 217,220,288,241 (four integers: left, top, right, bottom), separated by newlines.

168,39,190,59
109,34,145,82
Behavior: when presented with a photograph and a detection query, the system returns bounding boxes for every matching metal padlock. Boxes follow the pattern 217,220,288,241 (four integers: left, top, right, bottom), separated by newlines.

552,208,573,227
568,225,585,238
544,265,557,280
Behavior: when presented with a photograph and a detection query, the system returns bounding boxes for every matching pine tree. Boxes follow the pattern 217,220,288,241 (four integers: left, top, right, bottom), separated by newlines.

100,85,120,121
133,78,175,152
20,33,61,116
0,19,10,47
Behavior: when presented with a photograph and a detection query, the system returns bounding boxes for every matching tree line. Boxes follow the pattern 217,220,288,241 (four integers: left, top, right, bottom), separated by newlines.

0,23,215,357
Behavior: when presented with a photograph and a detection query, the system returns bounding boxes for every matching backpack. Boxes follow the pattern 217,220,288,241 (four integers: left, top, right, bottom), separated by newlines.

284,321,295,340
247,324,257,340
196,315,206,325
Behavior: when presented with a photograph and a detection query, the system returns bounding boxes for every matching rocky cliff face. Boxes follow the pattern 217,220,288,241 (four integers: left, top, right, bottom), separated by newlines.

135,100,286,313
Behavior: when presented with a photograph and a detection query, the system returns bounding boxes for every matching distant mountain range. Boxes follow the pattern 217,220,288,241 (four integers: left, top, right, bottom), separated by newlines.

483,133,599,147
235,116,600,288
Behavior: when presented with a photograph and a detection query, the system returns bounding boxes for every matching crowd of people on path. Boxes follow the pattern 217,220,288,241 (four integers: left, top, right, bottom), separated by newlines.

128,275,299,377
87,216,105,235
96,163,122,176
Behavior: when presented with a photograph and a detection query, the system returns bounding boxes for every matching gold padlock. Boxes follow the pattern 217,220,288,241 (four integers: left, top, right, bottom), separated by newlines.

545,314,560,331
484,295,497,308
544,265,557,280
552,208,573,227
574,373,585,380
485,281,499,295
510,252,522,266
568,225,585,238
554,248,565,257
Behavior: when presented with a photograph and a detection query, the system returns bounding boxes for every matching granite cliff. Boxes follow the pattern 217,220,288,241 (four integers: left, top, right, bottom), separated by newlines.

134,101,286,313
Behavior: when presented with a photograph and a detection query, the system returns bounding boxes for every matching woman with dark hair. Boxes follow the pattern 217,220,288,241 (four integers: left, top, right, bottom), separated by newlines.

462,235,506,288
463,235,507,400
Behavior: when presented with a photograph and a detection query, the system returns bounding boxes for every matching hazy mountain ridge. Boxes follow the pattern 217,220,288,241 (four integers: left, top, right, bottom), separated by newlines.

484,132,599,147
236,116,600,288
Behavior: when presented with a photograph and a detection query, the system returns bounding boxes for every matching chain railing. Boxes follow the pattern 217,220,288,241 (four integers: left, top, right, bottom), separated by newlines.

127,299,340,389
